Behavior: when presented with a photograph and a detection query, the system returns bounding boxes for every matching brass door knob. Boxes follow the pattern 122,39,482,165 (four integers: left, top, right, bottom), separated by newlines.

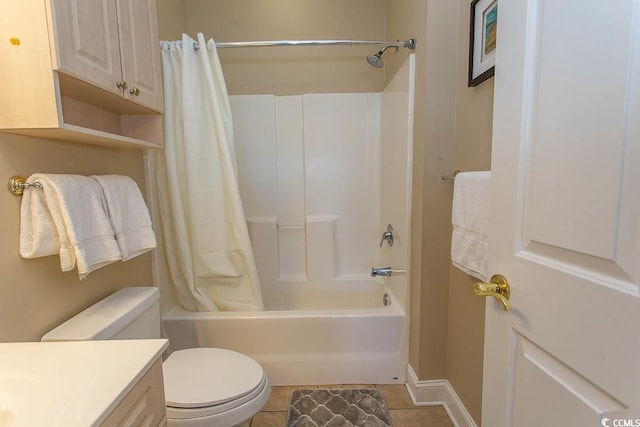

129,87,140,96
116,80,128,89
474,274,511,311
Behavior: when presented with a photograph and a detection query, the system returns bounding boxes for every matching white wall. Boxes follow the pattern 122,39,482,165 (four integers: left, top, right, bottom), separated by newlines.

231,93,382,307
303,94,381,278
380,55,415,312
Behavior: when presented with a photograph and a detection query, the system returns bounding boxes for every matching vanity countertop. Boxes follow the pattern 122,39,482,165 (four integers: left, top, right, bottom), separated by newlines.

0,339,168,427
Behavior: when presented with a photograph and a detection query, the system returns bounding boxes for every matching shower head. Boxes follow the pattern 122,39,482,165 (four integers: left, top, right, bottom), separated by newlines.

366,45,391,68
367,51,385,68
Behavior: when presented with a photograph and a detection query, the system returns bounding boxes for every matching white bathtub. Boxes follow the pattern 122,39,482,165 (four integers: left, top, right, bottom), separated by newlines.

162,281,407,385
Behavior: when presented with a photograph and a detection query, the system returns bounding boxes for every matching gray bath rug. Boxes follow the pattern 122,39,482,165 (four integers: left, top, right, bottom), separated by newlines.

286,389,393,427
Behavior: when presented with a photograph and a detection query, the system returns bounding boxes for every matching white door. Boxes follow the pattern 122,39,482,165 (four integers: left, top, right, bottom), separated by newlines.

49,0,122,94
117,0,164,112
483,0,640,426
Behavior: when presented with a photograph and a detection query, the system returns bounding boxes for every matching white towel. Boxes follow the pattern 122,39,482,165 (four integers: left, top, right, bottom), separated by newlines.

19,174,121,278
451,171,491,282
20,180,59,259
91,175,156,261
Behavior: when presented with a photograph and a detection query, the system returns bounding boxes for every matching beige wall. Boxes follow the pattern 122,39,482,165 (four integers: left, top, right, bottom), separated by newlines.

157,0,187,41
444,0,495,424
0,0,181,344
387,0,460,381
185,0,387,95
0,133,153,342
418,0,461,380
388,0,494,423
385,0,427,377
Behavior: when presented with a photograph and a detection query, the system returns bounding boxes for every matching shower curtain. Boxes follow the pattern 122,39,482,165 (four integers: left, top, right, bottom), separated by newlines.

153,33,263,311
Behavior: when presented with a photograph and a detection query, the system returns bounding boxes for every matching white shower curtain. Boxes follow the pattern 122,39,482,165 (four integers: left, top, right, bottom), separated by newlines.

153,33,263,311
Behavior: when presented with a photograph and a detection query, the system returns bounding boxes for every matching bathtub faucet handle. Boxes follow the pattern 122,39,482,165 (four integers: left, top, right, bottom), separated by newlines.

379,224,395,247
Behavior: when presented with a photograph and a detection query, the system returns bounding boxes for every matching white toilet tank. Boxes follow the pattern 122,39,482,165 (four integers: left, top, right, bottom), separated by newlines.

42,287,161,341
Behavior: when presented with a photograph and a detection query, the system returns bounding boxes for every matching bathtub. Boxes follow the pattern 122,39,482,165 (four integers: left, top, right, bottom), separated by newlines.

162,280,407,385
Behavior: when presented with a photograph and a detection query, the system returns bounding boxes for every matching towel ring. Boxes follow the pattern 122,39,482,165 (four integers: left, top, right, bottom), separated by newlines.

7,176,42,196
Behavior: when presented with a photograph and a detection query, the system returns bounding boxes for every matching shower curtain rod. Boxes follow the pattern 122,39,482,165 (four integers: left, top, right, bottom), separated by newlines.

193,38,416,50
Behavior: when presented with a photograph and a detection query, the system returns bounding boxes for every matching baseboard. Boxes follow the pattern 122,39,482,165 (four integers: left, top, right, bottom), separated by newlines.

405,364,478,427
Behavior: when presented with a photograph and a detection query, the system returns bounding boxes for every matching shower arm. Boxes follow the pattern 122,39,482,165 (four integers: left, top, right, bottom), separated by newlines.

193,38,416,50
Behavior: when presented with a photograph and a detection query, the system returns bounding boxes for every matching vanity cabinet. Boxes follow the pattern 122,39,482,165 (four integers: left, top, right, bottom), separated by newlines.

0,340,169,426
0,0,164,148
101,358,167,427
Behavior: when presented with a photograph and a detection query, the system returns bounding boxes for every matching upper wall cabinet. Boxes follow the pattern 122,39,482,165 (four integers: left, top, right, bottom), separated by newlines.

51,0,163,112
0,0,164,149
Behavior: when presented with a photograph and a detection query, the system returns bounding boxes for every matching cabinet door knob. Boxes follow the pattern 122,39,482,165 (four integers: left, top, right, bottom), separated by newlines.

129,87,140,96
116,80,128,89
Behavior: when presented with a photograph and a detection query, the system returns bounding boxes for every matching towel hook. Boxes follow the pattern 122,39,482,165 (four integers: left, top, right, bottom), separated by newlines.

7,176,42,196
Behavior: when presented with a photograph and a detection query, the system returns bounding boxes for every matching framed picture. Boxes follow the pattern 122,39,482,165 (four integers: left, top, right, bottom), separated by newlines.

468,0,498,87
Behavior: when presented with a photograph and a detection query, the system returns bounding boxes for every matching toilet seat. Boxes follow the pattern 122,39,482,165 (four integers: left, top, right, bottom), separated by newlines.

163,348,268,420
166,375,269,420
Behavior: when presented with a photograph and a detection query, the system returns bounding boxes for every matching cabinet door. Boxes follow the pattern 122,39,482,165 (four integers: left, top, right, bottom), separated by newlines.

117,0,164,112
48,0,122,95
100,359,166,427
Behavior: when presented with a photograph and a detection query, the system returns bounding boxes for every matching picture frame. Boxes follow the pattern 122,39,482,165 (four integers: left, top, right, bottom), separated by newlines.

468,0,498,87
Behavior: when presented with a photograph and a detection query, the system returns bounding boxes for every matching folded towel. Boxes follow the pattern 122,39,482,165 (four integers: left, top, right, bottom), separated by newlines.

20,174,121,278
451,171,491,282
91,175,156,261
20,180,60,259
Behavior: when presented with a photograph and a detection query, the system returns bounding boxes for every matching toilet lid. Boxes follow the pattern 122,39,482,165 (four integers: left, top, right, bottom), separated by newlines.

163,348,265,408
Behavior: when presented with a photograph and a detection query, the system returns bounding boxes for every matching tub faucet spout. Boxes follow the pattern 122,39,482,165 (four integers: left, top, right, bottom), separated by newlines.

371,267,392,277
371,267,406,277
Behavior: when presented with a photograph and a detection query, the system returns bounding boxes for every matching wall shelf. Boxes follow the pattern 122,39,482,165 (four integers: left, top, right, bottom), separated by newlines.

6,124,161,150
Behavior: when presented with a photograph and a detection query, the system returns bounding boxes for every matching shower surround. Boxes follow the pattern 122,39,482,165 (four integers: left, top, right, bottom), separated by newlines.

161,55,415,385
233,92,381,293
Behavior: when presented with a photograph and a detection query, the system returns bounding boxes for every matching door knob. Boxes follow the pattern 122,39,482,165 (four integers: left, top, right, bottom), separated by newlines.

116,80,128,89
129,87,140,96
475,274,511,311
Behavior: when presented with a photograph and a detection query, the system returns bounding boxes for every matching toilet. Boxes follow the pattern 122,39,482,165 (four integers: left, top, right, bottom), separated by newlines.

41,287,270,427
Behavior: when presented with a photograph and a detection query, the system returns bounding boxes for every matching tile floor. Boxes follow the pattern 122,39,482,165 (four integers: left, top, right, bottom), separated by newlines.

249,384,454,427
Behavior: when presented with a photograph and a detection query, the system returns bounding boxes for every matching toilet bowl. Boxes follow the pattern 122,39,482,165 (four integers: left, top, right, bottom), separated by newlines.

163,348,270,426
41,287,270,426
